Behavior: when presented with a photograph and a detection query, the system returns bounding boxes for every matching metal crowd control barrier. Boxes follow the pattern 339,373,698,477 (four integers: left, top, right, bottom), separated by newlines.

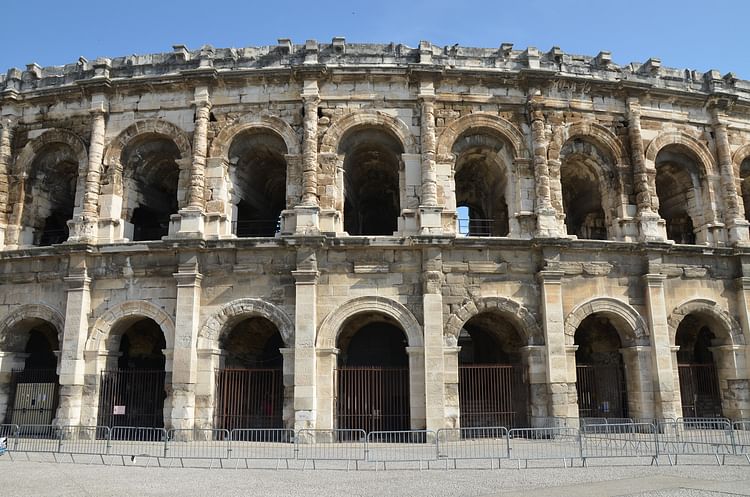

57,426,110,463
109,426,167,464
165,429,230,467
658,419,734,465
296,429,367,470
366,430,437,470
229,429,296,468
733,421,750,463
437,427,509,469
580,422,657,465
508,426,581,468
15,424,60,454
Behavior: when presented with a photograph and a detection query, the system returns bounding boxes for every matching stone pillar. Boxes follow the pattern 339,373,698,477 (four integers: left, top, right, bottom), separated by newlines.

293,247,319,430
521,345,551,425
280,348,295,428
0,352,27,422
711,344,749,420
418,81,443,234
735,272,750,410
528,97,560,236
194,348,221,430
406,346,426,429
620,346,655,420
0,117,15,249
443,346,460,428
627,98,665,241
538,269,578,418
711,106,749,244
422,248,445,430
177,87,210,237
79,350,118,427
168,253,203,430
70,96,107,243
56,255,92,426
643,273,680,419
315,348,337,431
293,80,321,234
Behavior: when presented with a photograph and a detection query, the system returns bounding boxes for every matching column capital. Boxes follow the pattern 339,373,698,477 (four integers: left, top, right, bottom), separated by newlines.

173,271,203,287
537,270,563,284
643,273,666,287
292,269,319,284
63,275,92,291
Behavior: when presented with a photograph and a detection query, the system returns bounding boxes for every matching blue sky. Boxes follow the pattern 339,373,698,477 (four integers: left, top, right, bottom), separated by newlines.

2,0,748,79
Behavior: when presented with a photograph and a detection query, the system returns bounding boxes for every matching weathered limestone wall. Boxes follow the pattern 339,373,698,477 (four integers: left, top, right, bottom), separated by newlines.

1,40,750,430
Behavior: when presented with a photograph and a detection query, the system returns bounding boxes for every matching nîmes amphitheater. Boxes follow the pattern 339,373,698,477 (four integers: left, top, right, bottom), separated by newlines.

1,39,749,435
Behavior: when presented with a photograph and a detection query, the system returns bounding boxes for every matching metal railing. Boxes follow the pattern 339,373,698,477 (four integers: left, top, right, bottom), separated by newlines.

3,418,750,468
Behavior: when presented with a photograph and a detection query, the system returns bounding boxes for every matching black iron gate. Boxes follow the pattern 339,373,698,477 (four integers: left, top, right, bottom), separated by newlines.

459,364,528,428
678,363,723,418
4,369,59,425
576,364,628,418
214,368,284,430
337,366,409,433
97,370,165,428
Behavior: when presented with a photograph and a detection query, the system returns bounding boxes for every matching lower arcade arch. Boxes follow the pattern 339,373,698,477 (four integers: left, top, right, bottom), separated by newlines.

573,314,629,419
336,313,410,432
0,318,60,425
675,313,726,418
214,316,285,430
457,312,529,428
97,318,167,428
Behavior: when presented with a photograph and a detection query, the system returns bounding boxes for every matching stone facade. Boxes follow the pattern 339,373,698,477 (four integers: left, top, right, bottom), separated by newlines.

1,39,750,432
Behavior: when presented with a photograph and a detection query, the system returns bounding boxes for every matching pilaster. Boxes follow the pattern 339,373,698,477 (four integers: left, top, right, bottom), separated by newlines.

176,86,210,238
0,115,17,249
711,105,749,244
293,247,319,430
168,253,203,430
292,79,321,234
422,248,445,430
56,254,92,426
643,273,680,419
537,269,577,418
528,96,561,237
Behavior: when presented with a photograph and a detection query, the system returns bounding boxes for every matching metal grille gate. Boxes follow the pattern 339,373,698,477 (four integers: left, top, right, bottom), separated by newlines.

337,366,410,433
576,364,628,418
214,368,284,430
678,363,723,418
5,369,59,425
459,364,527,428
98,370,166,428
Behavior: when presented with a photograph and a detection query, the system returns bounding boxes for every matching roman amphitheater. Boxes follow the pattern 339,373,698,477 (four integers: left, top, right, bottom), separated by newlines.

0,39,749,436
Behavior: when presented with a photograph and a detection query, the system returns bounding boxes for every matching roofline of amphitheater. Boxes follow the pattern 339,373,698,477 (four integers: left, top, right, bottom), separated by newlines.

1,39,748,106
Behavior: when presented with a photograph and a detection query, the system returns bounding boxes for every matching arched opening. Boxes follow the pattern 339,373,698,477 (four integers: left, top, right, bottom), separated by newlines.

228,130,287,237
215,317,284,430
22,143,79,246
655,147,702,244
574,315,629,419
98,318,166,428
457,312,528,428
341,128,402,235
336,313,410,432
741,158,750,223
1,320,59,425
675,314,723,418
121,136,180,241
560,140,608,240
453,131,511,236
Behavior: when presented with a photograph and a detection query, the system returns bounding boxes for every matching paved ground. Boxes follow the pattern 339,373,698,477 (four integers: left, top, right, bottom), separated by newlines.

2,454,749,497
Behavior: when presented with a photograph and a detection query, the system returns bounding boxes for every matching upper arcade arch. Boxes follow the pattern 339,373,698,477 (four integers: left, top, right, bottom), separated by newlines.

316,296,423,349
733,144,750,222
319,110,417,156
444,297,543,347
564,297,649,347
197,298,294,349
208,114,300,158
436,113,529,159
645,131,717,176
103,119,192,167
